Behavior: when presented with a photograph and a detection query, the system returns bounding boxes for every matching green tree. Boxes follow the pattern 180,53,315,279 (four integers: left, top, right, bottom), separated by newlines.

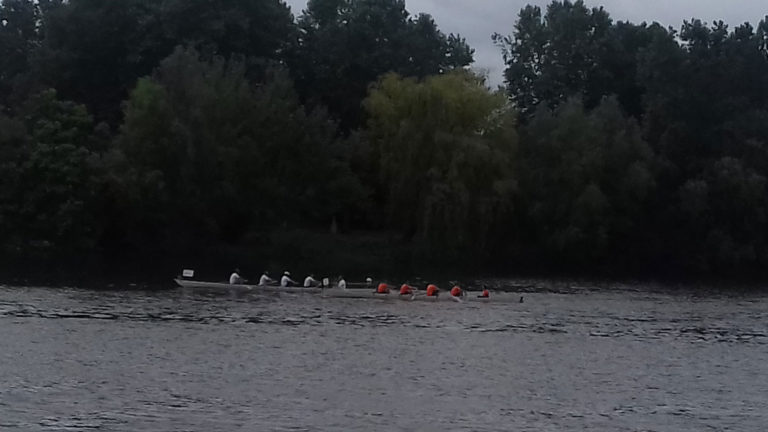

635,18,768,275
0,113,27,256
494,1,664,120
517,97,654,267
0,0,39,109
295,0,474,131
494,1,612,118
640,19,768,170
156,0,296,61
0,89,100,260
118,47,365,251
674,157,768,273
364,71,517,261
34,0,157,124
35,0,297,125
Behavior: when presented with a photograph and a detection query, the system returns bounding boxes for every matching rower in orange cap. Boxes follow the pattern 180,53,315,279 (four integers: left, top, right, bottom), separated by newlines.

376,283,390,294
450,285,463,298
426,284,439,297
399,284,414,296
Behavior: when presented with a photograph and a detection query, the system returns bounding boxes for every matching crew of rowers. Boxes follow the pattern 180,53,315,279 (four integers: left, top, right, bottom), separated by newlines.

229,269,491,298
229,269,324,287
374,282,490,298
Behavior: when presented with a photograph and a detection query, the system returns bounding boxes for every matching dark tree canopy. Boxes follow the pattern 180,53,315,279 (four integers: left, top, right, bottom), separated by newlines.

0,0,40,108
117,48,365,250
516,97,654,267
33,0,298,125
293,0,474,132
3,0,768,281
494,1,613,118
0,89,101,261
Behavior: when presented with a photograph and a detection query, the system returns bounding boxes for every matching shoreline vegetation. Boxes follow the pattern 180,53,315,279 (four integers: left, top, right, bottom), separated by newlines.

3,1,768,286
2,228,766,290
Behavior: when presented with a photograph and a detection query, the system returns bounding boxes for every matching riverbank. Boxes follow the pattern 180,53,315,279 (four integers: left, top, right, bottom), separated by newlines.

2,228,767,290
0,229,412,289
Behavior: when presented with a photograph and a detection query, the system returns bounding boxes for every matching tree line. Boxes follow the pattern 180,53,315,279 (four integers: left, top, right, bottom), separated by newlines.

1,0,767,280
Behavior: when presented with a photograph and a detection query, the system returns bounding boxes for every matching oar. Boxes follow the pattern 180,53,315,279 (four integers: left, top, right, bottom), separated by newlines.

418,291,441,301
409,285,428,298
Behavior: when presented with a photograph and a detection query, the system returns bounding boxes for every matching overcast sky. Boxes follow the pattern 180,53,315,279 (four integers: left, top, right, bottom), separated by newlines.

283,0,767,86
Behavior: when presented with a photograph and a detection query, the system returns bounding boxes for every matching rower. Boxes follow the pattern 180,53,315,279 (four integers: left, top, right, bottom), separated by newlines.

229,268,244,285
450,285,463,298
366,277,373,288
426,284,439,297
479,285,490,298
376,283,390,294
259,271,275,286
280,271,297,287
304,274,319,287
399,284,413,296
337,276,347,290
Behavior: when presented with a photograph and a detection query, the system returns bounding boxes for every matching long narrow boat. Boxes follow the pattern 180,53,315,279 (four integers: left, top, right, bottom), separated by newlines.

174,278,322,293
175,278,516,303
321,288,497,303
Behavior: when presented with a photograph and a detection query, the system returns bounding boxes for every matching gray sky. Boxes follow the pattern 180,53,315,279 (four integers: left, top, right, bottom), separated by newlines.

284,0,767,86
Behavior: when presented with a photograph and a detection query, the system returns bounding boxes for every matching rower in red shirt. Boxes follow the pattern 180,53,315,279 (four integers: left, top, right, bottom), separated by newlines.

450,285,463,298
376,283,390,294
426,284,439,297
399,284,413,296
480,286,490,298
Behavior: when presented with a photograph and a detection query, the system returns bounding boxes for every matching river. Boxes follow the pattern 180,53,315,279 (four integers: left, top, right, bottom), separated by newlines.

1,283,766,431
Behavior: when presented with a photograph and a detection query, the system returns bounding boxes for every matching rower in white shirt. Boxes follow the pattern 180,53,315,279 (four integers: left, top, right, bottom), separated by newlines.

280,271,297,287
337,276,347,290
304,274,319,287
259,271,275,286
229,269,244,285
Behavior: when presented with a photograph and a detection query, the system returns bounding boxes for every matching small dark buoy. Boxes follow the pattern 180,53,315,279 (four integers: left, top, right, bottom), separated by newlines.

519,296,524,303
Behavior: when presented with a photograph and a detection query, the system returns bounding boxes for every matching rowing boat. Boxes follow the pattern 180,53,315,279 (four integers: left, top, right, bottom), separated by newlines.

174,278,515,303
342,283,377,289
321,288,494,302
174,279,322,293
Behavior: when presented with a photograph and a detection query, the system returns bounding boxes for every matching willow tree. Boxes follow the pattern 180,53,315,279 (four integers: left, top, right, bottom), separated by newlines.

364,71,517,261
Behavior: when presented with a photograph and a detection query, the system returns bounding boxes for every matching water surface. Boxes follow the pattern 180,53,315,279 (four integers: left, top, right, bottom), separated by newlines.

1,284,766,431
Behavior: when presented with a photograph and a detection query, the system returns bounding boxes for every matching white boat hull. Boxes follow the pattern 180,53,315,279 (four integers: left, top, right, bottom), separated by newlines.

174,279,512,302
174,279,322,293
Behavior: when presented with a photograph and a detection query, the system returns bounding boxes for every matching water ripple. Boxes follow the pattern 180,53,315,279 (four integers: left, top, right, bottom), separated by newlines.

1,285,767,431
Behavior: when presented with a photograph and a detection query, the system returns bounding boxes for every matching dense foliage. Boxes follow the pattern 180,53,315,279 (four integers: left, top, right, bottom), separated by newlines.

364,72,516,263
293,0,473,131
2,0,768,280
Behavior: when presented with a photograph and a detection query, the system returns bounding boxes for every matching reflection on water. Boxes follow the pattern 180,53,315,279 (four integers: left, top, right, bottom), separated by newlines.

1,284,767,431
